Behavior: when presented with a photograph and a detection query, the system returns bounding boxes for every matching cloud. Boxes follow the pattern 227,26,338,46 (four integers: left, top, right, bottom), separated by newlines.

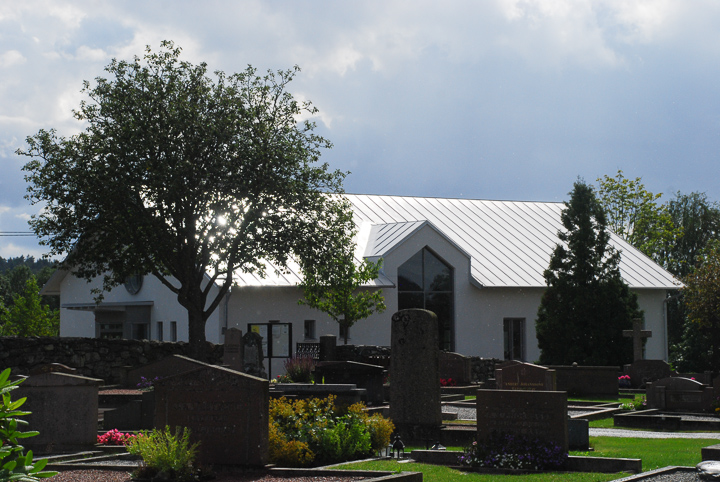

0,50,26,67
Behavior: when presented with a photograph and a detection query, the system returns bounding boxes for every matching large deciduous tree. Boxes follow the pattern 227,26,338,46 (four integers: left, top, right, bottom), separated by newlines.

681,242,720,370
19,42,350,356
298,200,386,344
595,170,679,265
536,180,640,366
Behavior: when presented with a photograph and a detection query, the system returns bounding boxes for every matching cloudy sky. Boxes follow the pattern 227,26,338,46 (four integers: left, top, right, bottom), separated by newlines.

1,1,719,259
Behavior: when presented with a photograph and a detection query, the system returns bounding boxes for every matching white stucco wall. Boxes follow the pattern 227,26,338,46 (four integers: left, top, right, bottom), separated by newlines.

58,272,222,343
635,289,668,361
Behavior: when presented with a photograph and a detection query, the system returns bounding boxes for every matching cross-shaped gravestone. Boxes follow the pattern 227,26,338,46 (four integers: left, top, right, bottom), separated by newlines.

623,318,652,361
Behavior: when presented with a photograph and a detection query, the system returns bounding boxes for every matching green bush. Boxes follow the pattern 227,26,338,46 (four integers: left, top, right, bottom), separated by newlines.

269,395,394,467
126,426,201,481
0,367,57,481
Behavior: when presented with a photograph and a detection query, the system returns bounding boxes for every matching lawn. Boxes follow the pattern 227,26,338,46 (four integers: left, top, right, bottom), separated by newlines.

335,436,712,481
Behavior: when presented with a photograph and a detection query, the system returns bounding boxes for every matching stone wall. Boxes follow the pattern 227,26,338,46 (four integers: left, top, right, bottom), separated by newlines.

469,356,501,384
0,337,223,385
334,343,500,384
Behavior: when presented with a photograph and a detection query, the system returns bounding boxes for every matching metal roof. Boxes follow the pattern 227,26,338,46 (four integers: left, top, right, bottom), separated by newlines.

346,194,681,289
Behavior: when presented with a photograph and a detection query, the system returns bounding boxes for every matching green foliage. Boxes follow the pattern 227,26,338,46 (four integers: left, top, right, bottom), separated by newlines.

126,426,200,481
664,192,720,278
620,395,647,411
0,368,57,481
0,278,59,337
0,258,58,323
299,201,386,344
680,241,720,369
19,41,350,354
595,170,679,264
536,180,639,366
268,395,394,467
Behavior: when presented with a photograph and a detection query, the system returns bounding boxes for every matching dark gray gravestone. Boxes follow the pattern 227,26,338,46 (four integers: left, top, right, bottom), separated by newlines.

547,365,619,397
313,361,385,405
646,376,714,412
154,365,269,467
389,309,442,442
476,389,568,453
16,371,103,454
624,359,675,388
243,331,267,378
623,318,652,361
440,352,472,385
223,327,244,371
495,361,556,391
319,334,337,362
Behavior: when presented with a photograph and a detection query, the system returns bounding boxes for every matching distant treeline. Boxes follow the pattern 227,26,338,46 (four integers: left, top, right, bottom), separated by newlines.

0,255,56,277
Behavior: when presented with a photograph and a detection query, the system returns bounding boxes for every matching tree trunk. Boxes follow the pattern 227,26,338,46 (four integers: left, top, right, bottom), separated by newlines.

187,305,208,360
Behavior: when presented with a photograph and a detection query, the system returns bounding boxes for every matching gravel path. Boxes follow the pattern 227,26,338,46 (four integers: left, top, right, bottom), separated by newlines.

47,469,370,482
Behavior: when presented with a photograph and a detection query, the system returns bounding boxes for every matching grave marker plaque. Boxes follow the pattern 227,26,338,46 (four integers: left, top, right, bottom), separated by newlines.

495,362,556,391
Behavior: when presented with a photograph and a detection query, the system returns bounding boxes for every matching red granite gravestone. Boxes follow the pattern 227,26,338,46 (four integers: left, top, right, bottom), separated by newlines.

476,389,568,453
154,365,269,467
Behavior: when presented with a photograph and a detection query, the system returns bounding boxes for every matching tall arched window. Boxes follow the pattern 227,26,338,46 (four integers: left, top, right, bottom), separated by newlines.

397,247,454,351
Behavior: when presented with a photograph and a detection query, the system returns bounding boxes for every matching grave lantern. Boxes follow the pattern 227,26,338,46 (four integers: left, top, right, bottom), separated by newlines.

391,434,405,459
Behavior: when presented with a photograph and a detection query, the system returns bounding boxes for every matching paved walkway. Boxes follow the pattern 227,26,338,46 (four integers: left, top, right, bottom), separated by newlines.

442,404,720,440
590,428,720,439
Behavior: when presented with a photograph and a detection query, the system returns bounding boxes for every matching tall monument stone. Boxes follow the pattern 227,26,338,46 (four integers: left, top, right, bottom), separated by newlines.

389,309,442,442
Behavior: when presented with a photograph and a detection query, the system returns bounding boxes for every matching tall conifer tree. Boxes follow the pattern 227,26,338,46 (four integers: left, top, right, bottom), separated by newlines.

536,180,640,366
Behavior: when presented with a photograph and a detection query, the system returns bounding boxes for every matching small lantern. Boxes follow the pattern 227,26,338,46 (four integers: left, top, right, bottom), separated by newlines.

392,434,405,459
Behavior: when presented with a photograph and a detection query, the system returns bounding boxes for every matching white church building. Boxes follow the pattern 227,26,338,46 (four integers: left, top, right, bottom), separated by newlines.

43,194,680,377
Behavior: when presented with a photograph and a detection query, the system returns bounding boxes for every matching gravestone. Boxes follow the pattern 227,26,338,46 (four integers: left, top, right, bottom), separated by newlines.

646,376,714,412
16,370,103,454
440,352,472,385
313,361,385,404
127,354,209,389
547,365,619,397
223,327,244,371
243,331,267,378
389,309,442,442
154,365,269,467
319,334,338,362
495,361,556,391
624,359,675,388
476,389,568,453
623,318,652,361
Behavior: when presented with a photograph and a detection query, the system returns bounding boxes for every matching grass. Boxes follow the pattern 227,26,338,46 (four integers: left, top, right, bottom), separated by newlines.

335,436,712,481
338,459,620,481
587,437,710,471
